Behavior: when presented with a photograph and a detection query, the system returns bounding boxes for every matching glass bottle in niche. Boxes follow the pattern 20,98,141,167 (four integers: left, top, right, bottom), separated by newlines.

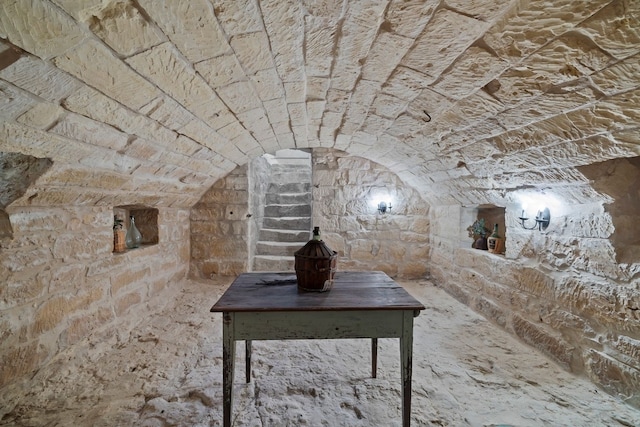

125,215,143,249
487,223,504,254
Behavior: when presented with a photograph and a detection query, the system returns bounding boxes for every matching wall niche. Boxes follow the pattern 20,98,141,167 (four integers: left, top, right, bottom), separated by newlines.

578,156,640,265
113,205,159,252
462,204,506,254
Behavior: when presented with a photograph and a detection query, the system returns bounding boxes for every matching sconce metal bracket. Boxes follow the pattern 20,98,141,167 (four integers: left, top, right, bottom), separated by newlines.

519,207,551,231
377,201,391,214
538,207,550,230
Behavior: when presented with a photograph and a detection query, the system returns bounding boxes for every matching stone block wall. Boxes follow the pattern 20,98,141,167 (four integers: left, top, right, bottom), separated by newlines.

189,149,431,280
0,206,190,388
312,149,430,279
248,155,271,268
190,164,250,278
430,196,640,407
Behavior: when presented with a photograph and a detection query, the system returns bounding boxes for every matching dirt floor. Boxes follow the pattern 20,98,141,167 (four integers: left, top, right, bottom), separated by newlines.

1,277,639,427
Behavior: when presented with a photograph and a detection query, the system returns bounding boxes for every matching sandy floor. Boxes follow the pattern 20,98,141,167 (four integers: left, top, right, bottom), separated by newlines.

1,277,639,427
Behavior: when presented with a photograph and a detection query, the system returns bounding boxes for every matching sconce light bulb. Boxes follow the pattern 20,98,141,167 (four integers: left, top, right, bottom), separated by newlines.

377,201,392,214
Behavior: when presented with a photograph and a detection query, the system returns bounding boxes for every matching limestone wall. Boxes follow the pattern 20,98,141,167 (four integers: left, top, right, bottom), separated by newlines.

190,165,250,278
312,149,430,279
0,206,190,388
189,149,431,280
248,155,271,269
430,161,640,407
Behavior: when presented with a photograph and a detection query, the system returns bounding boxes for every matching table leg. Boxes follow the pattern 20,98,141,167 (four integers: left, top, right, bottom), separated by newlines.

400,311,414,427
222,313,235,427
245,340,252,383
371,338,378,378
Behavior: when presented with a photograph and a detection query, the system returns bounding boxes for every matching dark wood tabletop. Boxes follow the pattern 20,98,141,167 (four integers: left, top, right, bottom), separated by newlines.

210,271,425,312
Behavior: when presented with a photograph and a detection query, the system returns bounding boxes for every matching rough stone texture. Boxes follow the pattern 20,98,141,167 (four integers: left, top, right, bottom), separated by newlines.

0,206,189,389
190,149,429,280
0,152,53,239
0,0,639,410
312,149,430,279
190,165,250,278
0,1,635,206
1,278,639,426
0,0,85,60
0,152,52,208
430,167,640,408
579,157,640,265
83,0,164,57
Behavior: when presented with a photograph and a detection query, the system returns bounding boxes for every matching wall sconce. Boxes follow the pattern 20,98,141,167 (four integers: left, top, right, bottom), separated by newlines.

377,201,392,214
519,207,550,231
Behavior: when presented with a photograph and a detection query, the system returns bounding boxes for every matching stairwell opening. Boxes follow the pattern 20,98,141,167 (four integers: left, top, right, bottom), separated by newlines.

248,149,312,271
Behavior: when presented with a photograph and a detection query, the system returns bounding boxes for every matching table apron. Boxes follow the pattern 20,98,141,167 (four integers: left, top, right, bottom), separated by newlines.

227,310,410,340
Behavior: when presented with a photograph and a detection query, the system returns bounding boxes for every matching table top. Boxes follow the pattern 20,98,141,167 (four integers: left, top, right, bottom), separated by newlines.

210,271,425,313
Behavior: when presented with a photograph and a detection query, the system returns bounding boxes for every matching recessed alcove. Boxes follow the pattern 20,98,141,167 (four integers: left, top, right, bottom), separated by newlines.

577,156,640,265
113,205,159,250
479,205,506,238
462,205,506,254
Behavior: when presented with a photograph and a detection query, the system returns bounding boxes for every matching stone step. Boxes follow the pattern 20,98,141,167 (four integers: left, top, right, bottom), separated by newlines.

266,192,311,205
269,161,310,170
259,228,311,242
253,153,311,273
262,217,311,230
255,241,304,257
264,203,311,218
252,255,295,272
267,182,311,194
270,171,312,183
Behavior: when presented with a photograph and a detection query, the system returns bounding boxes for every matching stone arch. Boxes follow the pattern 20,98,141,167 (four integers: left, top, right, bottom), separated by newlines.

190,147,431,279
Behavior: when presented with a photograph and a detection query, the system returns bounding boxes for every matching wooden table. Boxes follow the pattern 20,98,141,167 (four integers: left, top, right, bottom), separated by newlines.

210,271,425,426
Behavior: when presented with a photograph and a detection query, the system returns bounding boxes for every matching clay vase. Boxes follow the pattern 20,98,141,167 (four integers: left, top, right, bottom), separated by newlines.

474,236,488,250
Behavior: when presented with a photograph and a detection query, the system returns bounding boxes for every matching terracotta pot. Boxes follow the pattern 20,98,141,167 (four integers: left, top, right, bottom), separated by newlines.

473,236,488,250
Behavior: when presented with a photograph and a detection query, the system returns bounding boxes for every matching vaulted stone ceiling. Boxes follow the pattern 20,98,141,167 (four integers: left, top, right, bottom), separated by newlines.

0,0,638,209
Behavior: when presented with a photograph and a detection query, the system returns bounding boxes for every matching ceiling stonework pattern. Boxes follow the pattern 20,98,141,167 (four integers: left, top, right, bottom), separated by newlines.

0,0,638,208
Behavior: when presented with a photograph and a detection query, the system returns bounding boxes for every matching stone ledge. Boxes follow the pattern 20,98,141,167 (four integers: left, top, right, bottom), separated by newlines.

512,313,582,372
585,349,640,408
111,243,157,256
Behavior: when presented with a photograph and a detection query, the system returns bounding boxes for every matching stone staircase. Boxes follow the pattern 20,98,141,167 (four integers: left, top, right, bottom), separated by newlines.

252,157,312,271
